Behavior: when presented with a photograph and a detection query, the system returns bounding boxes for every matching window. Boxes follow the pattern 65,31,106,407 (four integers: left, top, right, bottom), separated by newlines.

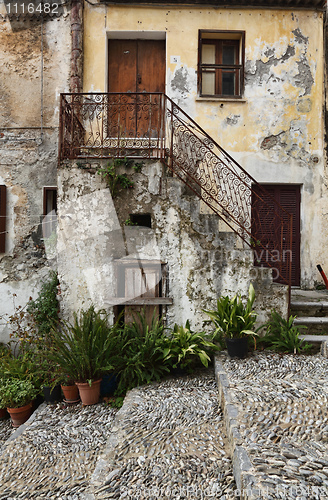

43,187,57,239
198,30,245,98
0,185,6,253
130,213,152,228
115,260,172,326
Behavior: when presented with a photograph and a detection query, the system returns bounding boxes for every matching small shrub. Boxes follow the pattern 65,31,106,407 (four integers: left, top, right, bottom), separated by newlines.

203,284,258,346
97,158,135,197
261,310,312,354
0,378,38,408
50,306,116,384
162,320,219,372
111,312,169,395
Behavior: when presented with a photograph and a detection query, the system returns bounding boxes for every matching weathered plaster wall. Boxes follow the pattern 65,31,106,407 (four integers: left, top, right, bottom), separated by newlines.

57,162,288,328
0,4,71,343
83,3,325,288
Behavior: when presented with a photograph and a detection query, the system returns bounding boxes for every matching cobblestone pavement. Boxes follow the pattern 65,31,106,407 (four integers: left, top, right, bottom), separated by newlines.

0,369,237,499
217,351,328,499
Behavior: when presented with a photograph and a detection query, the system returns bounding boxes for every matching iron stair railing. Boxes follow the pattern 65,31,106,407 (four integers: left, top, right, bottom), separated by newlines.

59,92,292,287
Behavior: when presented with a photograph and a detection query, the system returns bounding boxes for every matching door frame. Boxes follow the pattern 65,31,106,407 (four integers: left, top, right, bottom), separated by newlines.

105,31,166,93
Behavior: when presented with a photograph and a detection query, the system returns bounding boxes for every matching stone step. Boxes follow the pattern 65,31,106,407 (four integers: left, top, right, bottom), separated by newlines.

294,317,328,335
291,301,328,317
299,334,328,343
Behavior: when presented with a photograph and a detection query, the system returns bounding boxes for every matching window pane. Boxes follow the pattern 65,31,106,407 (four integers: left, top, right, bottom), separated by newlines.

222,45,236,65
202,71,215,95
222,71,235,95
202,44,215,64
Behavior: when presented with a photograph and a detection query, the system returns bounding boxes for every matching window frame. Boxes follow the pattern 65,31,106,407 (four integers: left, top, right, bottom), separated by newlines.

0,185,6,254
198,30,245,99
43,187,57,239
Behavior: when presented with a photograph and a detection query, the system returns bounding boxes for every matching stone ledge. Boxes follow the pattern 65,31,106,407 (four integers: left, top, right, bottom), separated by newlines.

214,354,261,499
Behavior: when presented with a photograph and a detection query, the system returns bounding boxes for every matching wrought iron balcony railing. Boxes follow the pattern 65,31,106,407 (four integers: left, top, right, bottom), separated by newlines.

59,92,292,286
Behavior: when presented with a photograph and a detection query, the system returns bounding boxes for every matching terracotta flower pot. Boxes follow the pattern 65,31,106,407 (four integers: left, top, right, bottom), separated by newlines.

7,402,33,428
61,384,80,403
75,379,102,406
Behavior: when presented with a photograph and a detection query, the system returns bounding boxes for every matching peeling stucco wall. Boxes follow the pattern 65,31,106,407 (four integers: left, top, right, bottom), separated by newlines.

57,162,288,328
0,3,71,343
82,4,325,288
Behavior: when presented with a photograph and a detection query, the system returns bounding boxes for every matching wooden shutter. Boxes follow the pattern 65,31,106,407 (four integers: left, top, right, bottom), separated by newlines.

0,185,6,253
252,184,300,286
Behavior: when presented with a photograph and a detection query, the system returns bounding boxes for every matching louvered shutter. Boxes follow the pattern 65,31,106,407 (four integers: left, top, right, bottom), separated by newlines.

251,185,300,286
0,186,6,253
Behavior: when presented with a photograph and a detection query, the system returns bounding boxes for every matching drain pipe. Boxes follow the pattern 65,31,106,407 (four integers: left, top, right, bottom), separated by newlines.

317,264,328,290
70,0,83,93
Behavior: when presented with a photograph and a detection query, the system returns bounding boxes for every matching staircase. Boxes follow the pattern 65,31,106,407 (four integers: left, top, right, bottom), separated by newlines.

291,288,328,343
59,92,293,289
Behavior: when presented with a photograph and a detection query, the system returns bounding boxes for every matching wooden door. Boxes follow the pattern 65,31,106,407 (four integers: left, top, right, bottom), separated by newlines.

252,185,301,286
108,40,165,138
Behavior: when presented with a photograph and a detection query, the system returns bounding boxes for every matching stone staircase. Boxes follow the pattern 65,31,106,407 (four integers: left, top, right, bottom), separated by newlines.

291,288,328,343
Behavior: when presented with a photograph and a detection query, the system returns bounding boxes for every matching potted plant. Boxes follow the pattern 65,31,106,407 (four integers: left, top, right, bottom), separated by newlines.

60,374,80,404
162,321,219,373
50,306,115,405
203,283,258,359
0,378,38,427
31,357,62,404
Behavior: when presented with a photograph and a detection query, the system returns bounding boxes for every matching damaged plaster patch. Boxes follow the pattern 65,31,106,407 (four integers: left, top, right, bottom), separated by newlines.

261,131,287,150
226,115,240,126
292,27,308,45
171,66,190,95
245,45,295,85
294,57,314,96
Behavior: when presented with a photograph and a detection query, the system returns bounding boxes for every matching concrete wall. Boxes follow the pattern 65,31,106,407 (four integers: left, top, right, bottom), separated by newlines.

57,161,288,329
0,3,71,343
82,3,326,289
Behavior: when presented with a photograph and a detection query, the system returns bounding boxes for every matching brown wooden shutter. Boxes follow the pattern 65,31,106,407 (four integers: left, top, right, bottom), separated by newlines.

0,185,6,253
252,184,300,286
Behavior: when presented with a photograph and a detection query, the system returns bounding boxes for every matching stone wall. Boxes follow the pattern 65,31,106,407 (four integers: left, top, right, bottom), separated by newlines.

0,4,71,343
57,161,288,329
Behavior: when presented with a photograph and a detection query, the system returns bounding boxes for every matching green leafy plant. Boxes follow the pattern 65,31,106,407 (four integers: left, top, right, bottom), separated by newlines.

132,161,144,173
203,284,258,345
0,378,38,408
49,306,116,384
162,320,219,372
26,271,59,343
105,396,125,409
261,310,312,354
110,311,170,395
97,158,135,197
0,353,42,391
123,218,138,226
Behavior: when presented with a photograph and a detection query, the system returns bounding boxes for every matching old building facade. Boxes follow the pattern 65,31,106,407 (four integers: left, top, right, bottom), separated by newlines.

0,0,327,338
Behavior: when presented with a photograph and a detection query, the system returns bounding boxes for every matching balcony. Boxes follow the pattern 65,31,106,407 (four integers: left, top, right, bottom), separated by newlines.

59,92,166,161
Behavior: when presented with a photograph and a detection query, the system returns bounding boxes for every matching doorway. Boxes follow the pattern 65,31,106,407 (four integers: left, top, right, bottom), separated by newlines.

108,39,166,138
252,184,301,286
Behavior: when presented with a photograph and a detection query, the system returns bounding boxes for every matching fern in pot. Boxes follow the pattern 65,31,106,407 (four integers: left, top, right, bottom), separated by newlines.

50,306,115,405
203,283,258,359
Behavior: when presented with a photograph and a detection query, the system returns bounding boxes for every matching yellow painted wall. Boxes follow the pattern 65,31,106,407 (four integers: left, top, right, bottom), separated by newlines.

83,4,323,159
83,3,326,288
